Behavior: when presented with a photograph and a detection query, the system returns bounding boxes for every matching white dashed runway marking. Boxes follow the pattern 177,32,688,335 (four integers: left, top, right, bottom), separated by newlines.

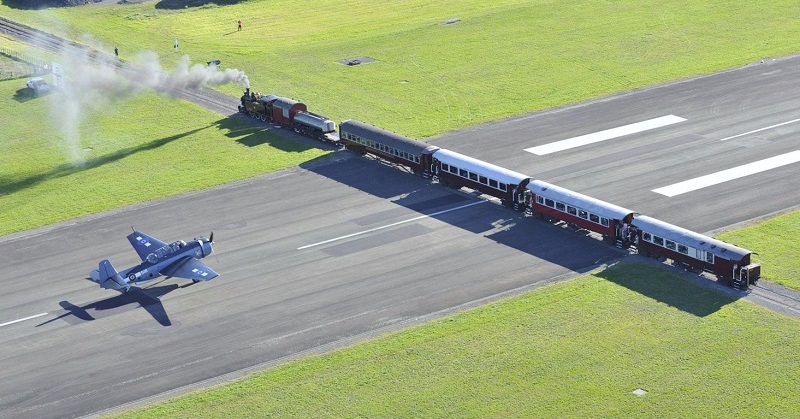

719,117,800,141
297,200,486,250
525,115,686,155
0,312,48,328
652,150,800,197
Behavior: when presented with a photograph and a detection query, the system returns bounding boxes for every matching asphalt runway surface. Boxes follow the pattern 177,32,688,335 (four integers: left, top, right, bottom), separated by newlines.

0,156,620,418
430,55,800,233
3,55,800,418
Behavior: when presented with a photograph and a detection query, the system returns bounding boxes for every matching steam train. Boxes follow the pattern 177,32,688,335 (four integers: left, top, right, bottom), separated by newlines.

239,90,761,290
239,88,339,144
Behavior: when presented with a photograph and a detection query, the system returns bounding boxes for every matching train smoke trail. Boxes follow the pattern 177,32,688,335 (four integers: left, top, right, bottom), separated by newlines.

50,48,250,165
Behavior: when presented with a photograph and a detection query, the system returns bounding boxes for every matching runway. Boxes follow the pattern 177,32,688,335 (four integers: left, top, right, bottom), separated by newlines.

0,156,619,418
4,55,800,417
430,55,800,233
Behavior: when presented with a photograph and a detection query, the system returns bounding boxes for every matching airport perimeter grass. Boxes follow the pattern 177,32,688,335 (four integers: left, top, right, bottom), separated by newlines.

2,1,800,137
717,210,800,291
0,76,327,236
112,262,800,418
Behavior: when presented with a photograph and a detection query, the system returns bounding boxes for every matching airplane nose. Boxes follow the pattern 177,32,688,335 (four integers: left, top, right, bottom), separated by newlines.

202,241,213,257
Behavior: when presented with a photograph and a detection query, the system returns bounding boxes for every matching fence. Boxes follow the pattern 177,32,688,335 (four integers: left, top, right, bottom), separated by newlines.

0,47,50,80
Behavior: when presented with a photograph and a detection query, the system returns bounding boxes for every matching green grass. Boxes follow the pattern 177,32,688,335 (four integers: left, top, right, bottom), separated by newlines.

111,263,800,418
0,76,328,236
717,210,800,291
2,1,800,137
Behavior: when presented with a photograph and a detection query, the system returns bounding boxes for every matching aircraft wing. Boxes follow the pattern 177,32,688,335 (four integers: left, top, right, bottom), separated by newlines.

127,231,168,261
162,257,219,282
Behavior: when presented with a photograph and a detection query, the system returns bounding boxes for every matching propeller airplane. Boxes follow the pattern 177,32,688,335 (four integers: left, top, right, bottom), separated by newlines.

89,229,218,292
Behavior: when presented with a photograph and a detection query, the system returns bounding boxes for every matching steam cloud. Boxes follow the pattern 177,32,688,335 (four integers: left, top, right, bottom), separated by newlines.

50,47,250,165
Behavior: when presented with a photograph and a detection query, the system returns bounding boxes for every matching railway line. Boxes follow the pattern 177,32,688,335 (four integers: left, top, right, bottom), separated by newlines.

2,16,800,315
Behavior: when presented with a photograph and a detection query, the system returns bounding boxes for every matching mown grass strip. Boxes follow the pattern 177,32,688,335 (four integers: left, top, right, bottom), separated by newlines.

717,210,800,290
0,77,328,236
110,263,800,418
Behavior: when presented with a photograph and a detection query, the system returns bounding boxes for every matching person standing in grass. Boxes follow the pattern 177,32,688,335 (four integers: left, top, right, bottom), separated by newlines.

238,20,242,31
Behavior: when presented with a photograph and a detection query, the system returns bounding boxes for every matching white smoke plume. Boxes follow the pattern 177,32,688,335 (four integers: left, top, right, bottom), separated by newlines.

50,48,250,165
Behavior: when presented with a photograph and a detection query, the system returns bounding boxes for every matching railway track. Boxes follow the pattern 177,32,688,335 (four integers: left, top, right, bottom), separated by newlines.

4,17,800,318
0,16,239,115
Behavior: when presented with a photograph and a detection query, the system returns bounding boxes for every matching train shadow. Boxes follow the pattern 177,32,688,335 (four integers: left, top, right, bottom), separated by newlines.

213,116,333,153
36,284,179,327
594,260,737,317
302,156,622,279
301,156,738,316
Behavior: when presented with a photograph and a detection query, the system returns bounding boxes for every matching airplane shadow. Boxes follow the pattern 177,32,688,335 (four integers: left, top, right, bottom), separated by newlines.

36,284,180,327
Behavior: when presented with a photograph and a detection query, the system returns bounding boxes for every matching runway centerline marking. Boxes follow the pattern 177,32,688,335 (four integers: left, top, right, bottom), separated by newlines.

0,312,48,328
652,150,800,197
719,117,800,141
525,115,686,155
298,200,487,250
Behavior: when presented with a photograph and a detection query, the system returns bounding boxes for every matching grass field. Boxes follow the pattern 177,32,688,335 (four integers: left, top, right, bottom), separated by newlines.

2,1,800,137
110,262,800,418
0,2,798,417
717,210,800,291
0,75,328,236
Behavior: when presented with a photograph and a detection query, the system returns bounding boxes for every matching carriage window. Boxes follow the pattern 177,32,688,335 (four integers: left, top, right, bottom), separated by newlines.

555,202,566,211
536,195,544,204
469,172,478,181
578,210,588,219
567,206,577,215
653,236,664,246
705,253,714,263
600,217,609,227
677,244,689,254
499,183,507,192
450,165,459,174
479,176,488,185
489,179,498,188
665,240,676,251
643,232,652,242
415,156,420,163
441,163,450,172
544,198,555,208
589,214,600,223
459,169,468,177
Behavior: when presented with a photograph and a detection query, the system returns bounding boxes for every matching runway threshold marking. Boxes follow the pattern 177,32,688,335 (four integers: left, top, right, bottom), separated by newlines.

525,115,686,155
652,150,800,197
298,200,487,250
0,312,48,328
720,117,800,141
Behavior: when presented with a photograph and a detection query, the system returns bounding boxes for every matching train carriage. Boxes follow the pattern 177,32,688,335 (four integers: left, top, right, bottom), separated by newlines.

432,149,530,206
526,180,635,242
632,215,760,289
339,120,439,177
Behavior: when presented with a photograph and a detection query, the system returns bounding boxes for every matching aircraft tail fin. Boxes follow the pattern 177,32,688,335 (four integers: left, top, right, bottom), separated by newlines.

94,260,130,291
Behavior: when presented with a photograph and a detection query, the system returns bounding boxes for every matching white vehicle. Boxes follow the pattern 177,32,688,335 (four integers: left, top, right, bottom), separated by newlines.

25,77,51,96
